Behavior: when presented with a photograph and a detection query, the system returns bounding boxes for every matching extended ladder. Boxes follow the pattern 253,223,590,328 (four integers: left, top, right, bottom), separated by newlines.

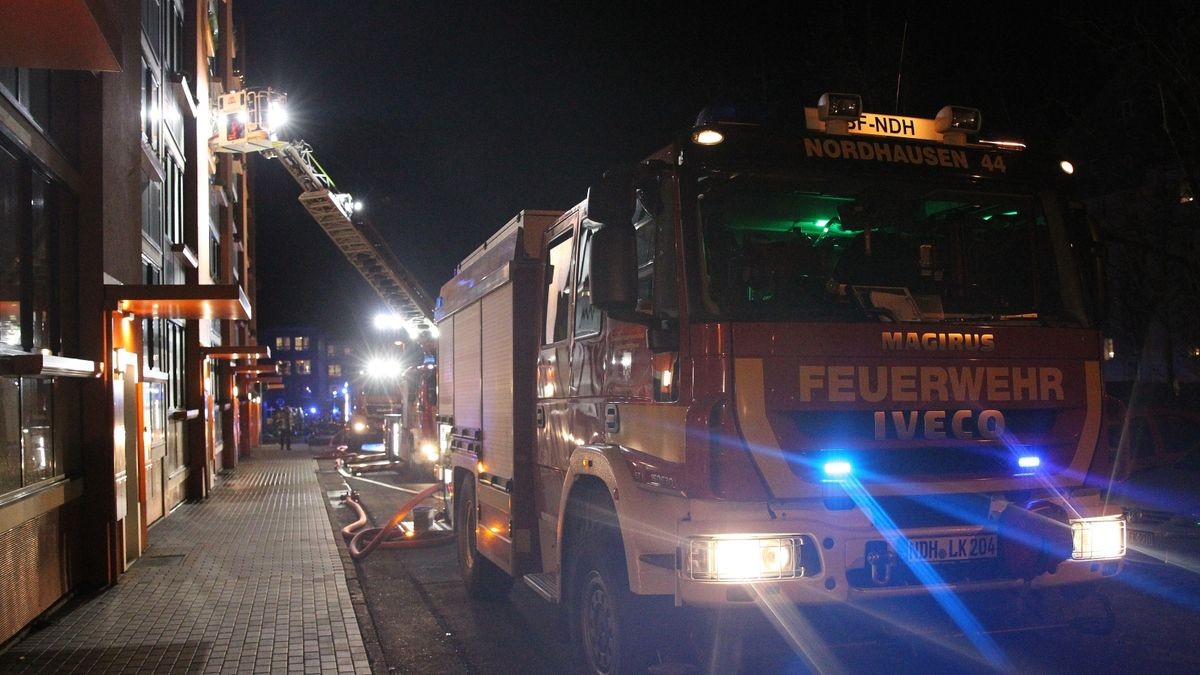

210,87,434,329
266,142,434,329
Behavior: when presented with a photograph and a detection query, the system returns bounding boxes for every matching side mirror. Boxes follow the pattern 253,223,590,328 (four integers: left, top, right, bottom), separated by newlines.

585,166,635,227
587,166,648,325
589,220,641,321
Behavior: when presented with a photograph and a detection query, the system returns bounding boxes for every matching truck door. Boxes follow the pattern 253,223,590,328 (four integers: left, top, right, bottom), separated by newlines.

535,216,578,544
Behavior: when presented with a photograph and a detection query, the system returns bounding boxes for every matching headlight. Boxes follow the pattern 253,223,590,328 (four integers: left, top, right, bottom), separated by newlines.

1071,514,1126,560
352,421,367,433
684,536,805,581
419,442,439,462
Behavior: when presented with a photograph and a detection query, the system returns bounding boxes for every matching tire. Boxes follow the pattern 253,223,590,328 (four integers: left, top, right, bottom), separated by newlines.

570,510,658,674
456,478,514,600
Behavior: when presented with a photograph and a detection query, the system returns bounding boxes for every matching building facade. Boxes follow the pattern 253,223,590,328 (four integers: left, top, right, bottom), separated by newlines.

0,0,270,644
262,325,330,418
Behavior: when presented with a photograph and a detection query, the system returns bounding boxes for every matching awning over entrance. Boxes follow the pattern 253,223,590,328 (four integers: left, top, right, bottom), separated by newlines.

0,0,121,71
201,345,272,361
105,284,251,321
0,353,100,378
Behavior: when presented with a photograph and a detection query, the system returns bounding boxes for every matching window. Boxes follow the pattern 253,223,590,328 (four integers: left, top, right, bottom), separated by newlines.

326,344,339,357
209,229,220,280
142,178,163,250
0,143,22,347
142,263,163,369
328,364,341,378
574,226,601,338
279,361,292,376
294,360,311,375
162,165,183,283
635,205,656,308
274,336,291,352
165,158,184,247
0,139,71,353
696,176,1059,324
140,59,160,151
0,377,57,494
29,178,54,353
142,0,163,60
164,320,186,474
209,367,221,448
0,68,79,161
543,234,573,345
0,378,18,493
293,336,309,352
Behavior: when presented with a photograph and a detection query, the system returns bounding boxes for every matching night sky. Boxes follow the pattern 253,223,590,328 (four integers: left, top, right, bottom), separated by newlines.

243,2,1155,337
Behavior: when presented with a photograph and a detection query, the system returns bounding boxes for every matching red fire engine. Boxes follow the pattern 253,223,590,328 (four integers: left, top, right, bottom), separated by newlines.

436,94,1126,672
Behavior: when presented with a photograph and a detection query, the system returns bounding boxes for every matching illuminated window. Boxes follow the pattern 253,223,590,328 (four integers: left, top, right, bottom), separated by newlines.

295,359,311,375
274,336,291,352
328,364,341,377
294,336,309,351
279,361,292,375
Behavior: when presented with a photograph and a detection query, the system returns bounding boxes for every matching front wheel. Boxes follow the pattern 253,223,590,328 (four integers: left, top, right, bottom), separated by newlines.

573,531,658,674
456,477,513,600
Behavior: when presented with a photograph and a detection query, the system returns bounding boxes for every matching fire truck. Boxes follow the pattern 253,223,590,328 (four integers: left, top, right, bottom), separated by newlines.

345,360,439,472
435,94,1126,672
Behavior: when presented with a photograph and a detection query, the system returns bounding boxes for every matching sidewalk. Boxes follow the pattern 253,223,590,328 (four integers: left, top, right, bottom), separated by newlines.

0,448,372,674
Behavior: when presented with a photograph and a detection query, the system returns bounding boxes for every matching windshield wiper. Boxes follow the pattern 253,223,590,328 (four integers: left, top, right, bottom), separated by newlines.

939,312,1049,325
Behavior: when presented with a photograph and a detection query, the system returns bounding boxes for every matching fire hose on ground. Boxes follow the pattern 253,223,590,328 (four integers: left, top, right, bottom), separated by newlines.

335,458,455,559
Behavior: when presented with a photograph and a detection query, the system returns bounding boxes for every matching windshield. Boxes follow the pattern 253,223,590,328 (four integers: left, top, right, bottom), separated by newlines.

694,173,1082,325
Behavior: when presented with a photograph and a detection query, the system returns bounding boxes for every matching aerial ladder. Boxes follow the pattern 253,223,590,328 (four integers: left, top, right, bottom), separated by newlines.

210,87,441,474
208,88,434,331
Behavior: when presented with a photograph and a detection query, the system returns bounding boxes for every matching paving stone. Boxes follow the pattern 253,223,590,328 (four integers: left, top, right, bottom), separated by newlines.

0,449,372,674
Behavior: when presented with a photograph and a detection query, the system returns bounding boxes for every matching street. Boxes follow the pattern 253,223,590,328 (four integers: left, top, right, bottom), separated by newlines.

317,453,1200,674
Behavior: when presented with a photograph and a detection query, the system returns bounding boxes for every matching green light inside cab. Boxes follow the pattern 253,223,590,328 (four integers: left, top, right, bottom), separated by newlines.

721,194,855,238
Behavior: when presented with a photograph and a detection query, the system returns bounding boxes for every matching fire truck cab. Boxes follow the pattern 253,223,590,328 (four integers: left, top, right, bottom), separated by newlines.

437,94,1125,673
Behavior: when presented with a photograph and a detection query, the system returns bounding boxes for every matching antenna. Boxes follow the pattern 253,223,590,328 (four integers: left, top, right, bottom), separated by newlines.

894,21,908,114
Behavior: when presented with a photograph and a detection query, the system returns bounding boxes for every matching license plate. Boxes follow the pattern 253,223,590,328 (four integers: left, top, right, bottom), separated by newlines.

899,534,998,563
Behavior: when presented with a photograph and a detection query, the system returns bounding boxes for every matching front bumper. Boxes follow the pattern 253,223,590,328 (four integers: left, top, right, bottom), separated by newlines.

650,499,1124,607
1126,520,1200,568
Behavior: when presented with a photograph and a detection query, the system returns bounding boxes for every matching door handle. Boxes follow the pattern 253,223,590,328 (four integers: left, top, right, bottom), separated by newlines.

536,406,545,429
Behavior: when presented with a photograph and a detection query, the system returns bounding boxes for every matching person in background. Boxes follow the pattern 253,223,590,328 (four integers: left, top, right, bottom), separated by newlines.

279,408,293,451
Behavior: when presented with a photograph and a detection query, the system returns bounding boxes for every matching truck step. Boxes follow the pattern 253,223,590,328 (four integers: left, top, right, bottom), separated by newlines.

523,572,559,604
